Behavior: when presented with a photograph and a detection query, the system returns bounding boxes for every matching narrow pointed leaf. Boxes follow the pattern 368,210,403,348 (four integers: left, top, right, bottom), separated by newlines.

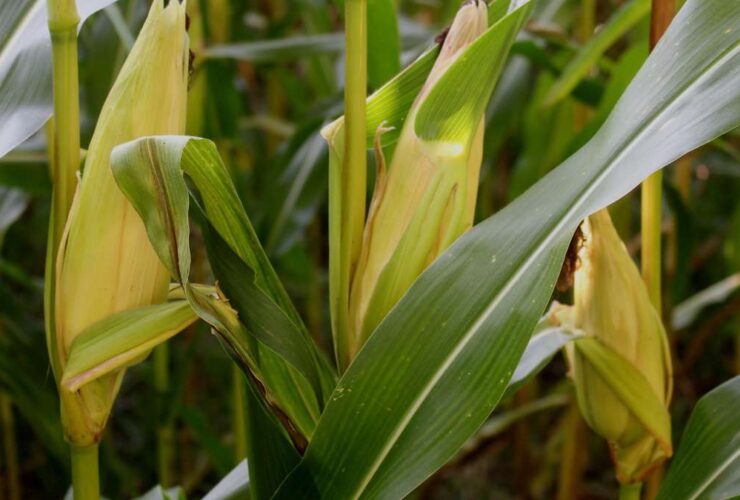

275,0,740,497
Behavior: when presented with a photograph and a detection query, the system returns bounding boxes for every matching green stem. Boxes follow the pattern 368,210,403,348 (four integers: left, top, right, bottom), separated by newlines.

641,0,675,312
619,482,643,500
0,395,20,500
154,344,174,487
70,445,99,500
46,0,81,257
340,0,368,368
641,171,663,310
641,4,675,499
232,366,248,461
556,401,587,500
45,0,80,406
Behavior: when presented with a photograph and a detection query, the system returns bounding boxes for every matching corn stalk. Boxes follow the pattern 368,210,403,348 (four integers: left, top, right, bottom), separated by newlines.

44,0,98,496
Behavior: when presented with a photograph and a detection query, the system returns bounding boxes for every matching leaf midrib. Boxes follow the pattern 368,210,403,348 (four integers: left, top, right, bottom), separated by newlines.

345,28,740,500
688,445,740,500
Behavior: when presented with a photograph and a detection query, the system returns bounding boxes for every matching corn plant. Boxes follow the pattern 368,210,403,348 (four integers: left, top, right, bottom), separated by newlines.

0,0,739,498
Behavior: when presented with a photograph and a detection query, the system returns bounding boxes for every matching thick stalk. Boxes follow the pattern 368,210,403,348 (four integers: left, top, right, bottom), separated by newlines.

641,1,674,309
339,0,368,367
46,1,99,497
641,172,663,309
46,0,81,258
71,445,99,500
0,395,19,500
642,2,674,498
232,367,248,461
619,483,643,500
154,344,174,487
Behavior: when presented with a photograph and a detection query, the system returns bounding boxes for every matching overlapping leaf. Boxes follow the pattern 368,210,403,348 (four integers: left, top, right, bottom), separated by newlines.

111,136,336,439
274,0,740,497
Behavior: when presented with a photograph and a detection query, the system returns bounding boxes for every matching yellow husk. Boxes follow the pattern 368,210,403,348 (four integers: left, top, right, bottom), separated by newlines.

54,0,188,446
569,209,673,483
346,1,488,356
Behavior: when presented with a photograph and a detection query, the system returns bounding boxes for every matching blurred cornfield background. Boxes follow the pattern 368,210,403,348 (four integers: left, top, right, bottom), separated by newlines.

0,0,738,498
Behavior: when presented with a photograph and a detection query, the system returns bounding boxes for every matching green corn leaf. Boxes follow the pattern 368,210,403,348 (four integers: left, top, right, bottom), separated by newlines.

657,375,740,500
0,0,116,159
544,0,650,107
573,337,672,452
367,0,401,89
274,0,740,496
111,136,335,439
241,373,300,500
565,41,648,155
61,300,198,392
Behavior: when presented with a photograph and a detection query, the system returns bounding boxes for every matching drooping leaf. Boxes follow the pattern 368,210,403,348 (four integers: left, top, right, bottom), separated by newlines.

0,0,117,159
657,376,740,500
274,0,740,497
111,136,335,439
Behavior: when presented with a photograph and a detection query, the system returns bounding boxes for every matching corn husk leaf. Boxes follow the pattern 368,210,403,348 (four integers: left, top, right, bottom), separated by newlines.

61,300,198,392
573,337,672,478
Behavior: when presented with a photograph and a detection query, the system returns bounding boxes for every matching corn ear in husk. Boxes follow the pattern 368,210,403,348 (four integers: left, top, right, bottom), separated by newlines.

561,209,673,484
52,0,188,446
323,0,488,362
